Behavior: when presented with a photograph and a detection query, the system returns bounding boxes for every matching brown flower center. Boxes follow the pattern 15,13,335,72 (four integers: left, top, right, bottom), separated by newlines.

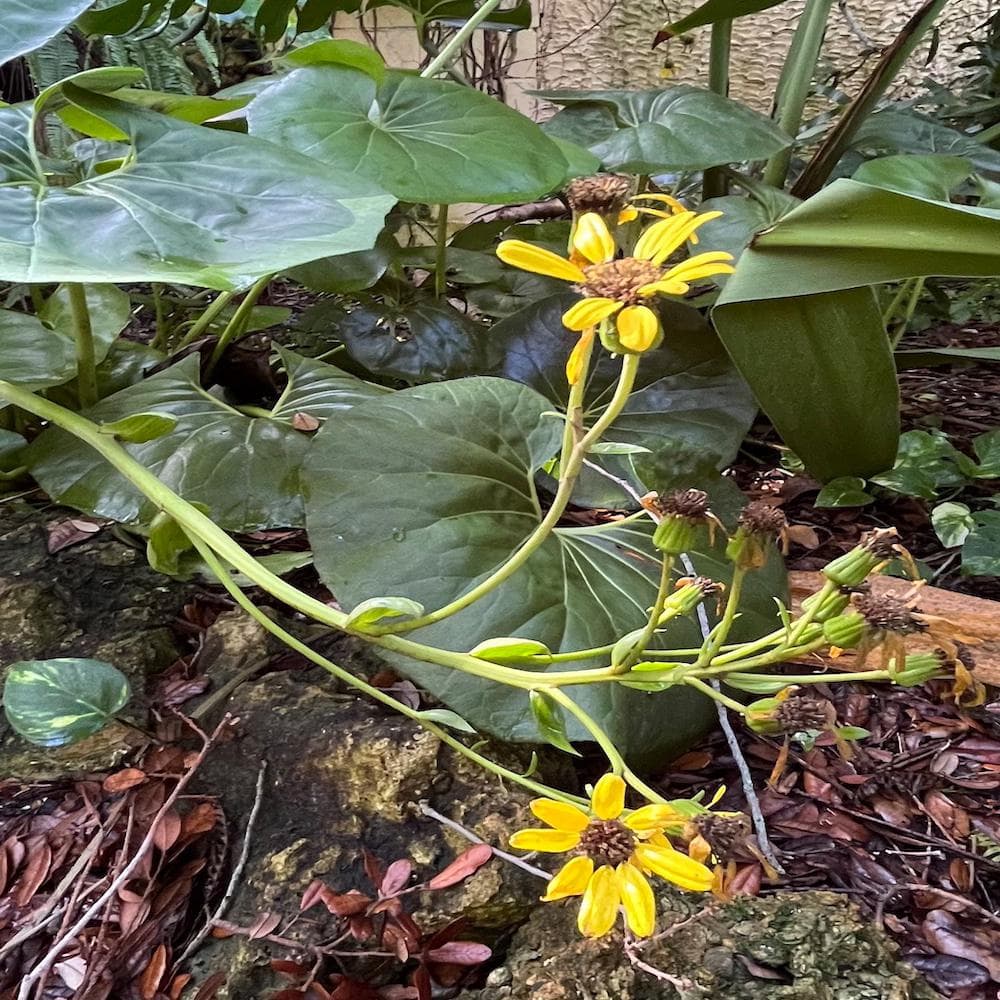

738,501,788,539
577,820,635,867
853,593,926,635
565,173,633,215
581,258,662,305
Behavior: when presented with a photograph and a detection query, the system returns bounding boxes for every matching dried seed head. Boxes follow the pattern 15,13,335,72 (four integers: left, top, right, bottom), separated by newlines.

859,527,901,560
577,820,635,867
565,173,633,216
774,691,837,732
693,813,750,862
658,489,711,520
581,258,663,305
852,592,926,635
738,501,787,539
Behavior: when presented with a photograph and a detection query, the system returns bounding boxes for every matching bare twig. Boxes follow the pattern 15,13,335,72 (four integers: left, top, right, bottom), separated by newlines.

623,936,694,991
418,801,551,881
17,715,233,1000
173,760,268,971
679,553,785,875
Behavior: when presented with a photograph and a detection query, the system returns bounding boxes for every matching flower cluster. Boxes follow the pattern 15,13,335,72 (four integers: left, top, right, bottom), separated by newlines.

509,774,713,938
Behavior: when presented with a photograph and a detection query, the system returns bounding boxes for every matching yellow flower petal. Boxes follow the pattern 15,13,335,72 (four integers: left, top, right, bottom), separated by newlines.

618,207,639,224
542,855,594,901
572,212,616,265
496,240,585,283
631,193,688,214
625,804,680,833
633,843,714,892
662,250,736,285
616,305,660,352
633,212,695,262
590,774,626,821
577,865,620,938
649,211,724,266
509,829,582,853
530,799,590,833
565,328,594,386
562,297,622,331
637,279,688,297
617,863,656,937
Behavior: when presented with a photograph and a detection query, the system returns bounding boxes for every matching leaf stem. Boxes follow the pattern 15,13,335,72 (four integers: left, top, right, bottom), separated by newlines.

207,274,272,374
615,554,673,672
419,0,504,78
375,352,640,634
68,284,99,409
684,675,748,714
434,204,449,299
176,290,235,350
697,566,745,665
702,19,733,201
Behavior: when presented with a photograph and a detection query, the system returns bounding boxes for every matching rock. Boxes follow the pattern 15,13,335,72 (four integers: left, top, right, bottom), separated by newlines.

459,888,938,1000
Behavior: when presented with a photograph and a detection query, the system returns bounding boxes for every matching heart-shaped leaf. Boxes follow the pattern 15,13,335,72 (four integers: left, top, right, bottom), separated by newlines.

303,377,785,759
247,65,568,204
27,350,387,530
3,658,131,748
538,85,790,174
0,90,393,289
0,0,94,64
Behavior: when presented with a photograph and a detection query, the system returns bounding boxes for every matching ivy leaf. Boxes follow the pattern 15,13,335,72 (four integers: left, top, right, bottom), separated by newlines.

815,477,874,508
3,658,131,748
972,429,1000,479
931,502,975,549
963,511,1000,577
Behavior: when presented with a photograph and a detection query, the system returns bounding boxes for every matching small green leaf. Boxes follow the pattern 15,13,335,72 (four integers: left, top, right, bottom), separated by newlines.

963,511,1000,577
528,690,580,756
469,637,551,665
588,442,653,456
346,597,426,631
282,38,386,81
835,725,871,742
723,673,790,694
99,413,178,443
931,502,975,549
656,0,788,39
415,708,477,734
814,477,874,508
3,658,131,748
973,429,1000,478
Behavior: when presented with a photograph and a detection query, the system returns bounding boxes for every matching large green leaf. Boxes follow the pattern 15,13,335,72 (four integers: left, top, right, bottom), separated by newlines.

27,351,387,530
0,0,94,63
247,65,568,205
537,86,790,174
0,284,130,391
486,293,756,507
0,90,393,290
3,658,130,748
655,0,788,39
714,178,1000,480
303,377,784,759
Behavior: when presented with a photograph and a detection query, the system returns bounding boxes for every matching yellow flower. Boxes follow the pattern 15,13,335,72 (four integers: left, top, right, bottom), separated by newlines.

496,212,734,383
509,774,713,938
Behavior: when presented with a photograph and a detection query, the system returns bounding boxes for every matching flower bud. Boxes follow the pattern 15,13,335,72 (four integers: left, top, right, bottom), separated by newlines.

822,528,899,587
647,489,714,555
822,611,866,650
661,577,722,618
726,501,787,571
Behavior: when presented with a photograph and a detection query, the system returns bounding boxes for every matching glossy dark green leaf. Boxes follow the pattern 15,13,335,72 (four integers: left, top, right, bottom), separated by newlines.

27,350,386,530
282,38,386,80
0,91,393,290
814,477,874,508
3,658,130,748
1,0,94,63
870,430,969,498
963,511,1000,577
537,86,790,173
0,430,27,472
303,377,785,759
852,154,973,200
247,66,568,204
972,430,1000,478
655,0,788,39
895,346,1000,367
697,189,800,267
76,0,162,35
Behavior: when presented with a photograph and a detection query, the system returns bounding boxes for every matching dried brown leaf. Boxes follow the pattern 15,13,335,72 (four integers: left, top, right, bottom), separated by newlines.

139,944,168,1000
923,909,1000,980
153,809,183,853
14,840,52,907
103,768,148,794
248,911,282,940
292,412,320,432
424,941,491,965
47,517,102,553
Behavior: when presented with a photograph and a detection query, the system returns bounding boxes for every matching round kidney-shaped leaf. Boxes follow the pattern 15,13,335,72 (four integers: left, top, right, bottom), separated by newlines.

303,377,782,759
247,65,569,204
3,658,131,748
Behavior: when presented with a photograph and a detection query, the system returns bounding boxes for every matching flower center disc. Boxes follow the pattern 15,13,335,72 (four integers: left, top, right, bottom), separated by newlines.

581,259,662,305
577,819,635,867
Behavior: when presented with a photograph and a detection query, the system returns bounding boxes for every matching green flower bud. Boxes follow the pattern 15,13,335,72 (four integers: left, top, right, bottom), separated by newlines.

646,489,714,555
893,651,949,687
822,611,867,650
822,528,899,587
653,516,698,556
800,589,850,622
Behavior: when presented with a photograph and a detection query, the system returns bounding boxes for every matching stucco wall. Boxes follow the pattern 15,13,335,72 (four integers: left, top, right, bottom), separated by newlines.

331,1,994,117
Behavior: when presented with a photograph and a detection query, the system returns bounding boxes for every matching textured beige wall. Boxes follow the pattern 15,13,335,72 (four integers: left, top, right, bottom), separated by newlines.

536,0,995,112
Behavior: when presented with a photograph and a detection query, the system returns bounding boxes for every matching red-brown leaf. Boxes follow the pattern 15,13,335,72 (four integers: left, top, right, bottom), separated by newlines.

292,412,320,432
153,809,183,853
46,517,102,553
380,859,413,897
424,941,491,965
180,802,219,839
139,944,168,1000
14,840,52,907
169,974,192,1000
248,911,282,940
300,879,329,912
193,971,227,1000
321,888,372,917
427,844,493,890
103,768,148,794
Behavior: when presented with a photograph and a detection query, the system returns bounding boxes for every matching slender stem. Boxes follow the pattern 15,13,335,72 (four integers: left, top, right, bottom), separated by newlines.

880,278,914,330
977,119,1000,145
189,532,585,806
176,290,235,350
29,286,45,314
434,204,449,299
702,19,733,201
763,0,835,188
787,577,837,646
615,555,673,672
150,283,168,351
697,567,745,665
207,275,271,374
377,353,640,634
419,0,504,78
726,669,893,688
68,284,99,409
889,277,925,350
684,675,747,714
